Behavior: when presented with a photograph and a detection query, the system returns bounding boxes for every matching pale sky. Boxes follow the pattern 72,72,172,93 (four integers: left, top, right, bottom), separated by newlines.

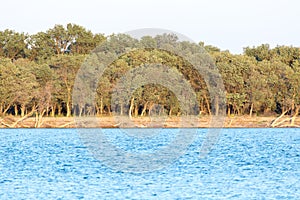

0,0,299,54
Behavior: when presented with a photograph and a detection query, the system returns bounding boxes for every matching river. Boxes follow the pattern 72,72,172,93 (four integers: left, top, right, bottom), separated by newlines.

0,128,299,199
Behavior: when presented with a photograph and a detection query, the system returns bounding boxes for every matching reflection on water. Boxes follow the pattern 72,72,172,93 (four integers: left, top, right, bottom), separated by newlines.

0,128,299,199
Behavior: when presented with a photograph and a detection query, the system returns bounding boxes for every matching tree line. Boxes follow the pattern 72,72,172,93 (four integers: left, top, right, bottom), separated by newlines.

0,24,299,120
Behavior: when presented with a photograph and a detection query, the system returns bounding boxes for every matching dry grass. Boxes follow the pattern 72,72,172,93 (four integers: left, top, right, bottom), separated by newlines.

1,115,299,128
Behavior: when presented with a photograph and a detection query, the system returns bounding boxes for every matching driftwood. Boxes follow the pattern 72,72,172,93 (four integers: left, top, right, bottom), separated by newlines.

35,110,46,128
270,108,299,128
0,109,35,128
270,110,289,127
290,106,300,126
113,122,122,127
58,121,75,128
0,119,12,128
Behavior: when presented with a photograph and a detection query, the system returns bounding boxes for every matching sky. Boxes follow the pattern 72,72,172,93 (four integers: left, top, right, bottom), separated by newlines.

0,0,299,54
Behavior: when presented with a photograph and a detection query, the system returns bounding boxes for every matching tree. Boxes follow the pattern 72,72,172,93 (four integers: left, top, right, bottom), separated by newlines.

0,29,28,60
27,31,55,62
0,58,18,115
244,44,271,61
214,52,249,115
66,23,106,54
49,55,85,117
13,59,39,116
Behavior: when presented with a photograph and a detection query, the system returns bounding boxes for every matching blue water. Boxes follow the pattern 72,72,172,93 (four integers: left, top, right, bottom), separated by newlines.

0,128,299,199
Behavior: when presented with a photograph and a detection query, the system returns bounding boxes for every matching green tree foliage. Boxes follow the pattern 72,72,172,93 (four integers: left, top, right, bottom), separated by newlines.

27,31,55,62
0,58,19,115
48,55,85,117
244,44,272,61
0,30,28,59
0,24,299,119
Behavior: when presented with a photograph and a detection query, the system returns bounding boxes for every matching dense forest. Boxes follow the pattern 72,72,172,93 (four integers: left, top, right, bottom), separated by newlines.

0,23,299,121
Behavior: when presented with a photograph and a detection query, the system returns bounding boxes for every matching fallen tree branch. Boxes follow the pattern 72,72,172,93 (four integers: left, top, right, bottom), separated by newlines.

58,121,75,128
270,110,289,127
0,109,35,128
272,117,291,127
11,110,35,128
0,119,12,128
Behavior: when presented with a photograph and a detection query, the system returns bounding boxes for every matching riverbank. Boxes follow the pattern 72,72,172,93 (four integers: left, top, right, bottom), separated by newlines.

0,115,299,128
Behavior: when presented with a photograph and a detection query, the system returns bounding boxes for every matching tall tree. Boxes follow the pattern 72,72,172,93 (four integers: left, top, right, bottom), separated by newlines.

48,55,85,117
0,29,28,60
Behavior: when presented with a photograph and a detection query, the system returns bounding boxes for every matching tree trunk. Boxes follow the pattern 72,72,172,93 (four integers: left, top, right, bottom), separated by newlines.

134,105,138,117
79,105,83,117
2,104,11,116
14,104,18,116
169,107,173,116
100,97,103,115
66,102,71,117
290,106,299,126
108,106,112,116
227,105,231,116
148,103,155,116
129,97,134,119
35,110,46,128
159,106,164,116
57,105,62,116
66,88,71,117
51,105,56,117
204,95,211,116
249,103,254,117
199,100,204,114
215,96,219,116
120,104,123,115
141,102,148,117
2,108,35,128
20,104,26,117
270,110,289,127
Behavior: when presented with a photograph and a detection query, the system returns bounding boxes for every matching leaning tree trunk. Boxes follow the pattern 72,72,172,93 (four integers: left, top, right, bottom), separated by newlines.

2,104,12,116
290,106,299,126
129,97,134,119
270,110,289,127
141,102,148,117
35,110,46,128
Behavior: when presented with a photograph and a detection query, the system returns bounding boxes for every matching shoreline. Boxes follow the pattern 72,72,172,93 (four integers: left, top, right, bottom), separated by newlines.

0,116,299,128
